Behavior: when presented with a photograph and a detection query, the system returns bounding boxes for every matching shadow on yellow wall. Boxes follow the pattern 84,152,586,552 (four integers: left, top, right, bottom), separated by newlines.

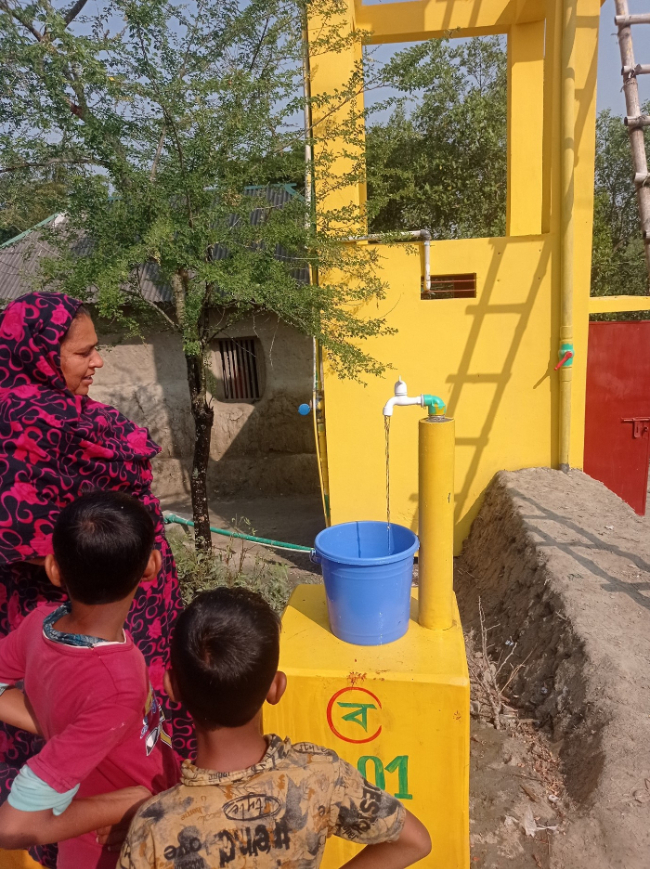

324,234,561,549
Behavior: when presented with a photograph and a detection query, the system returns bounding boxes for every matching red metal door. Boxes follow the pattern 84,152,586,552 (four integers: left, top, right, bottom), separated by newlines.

584,320,650,515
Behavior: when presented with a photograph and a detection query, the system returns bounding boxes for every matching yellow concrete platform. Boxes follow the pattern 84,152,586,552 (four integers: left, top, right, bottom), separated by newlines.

264,584,470,868
0,851,39,869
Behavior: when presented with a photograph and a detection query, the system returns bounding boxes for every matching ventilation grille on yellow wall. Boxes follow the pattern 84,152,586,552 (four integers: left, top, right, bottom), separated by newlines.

217,338,261,401
421,273,477,299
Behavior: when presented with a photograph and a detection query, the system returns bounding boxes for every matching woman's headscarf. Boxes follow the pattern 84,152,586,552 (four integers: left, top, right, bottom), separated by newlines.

0,292,162,565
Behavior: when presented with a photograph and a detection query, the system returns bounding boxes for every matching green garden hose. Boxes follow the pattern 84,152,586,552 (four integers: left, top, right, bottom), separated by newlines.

164,513,313,553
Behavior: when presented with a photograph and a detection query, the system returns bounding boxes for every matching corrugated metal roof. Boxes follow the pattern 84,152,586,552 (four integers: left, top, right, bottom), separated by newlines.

0,214,62,301
0,185,309,303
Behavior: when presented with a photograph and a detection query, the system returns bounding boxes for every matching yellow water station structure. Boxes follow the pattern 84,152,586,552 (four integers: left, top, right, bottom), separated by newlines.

267,0,614,865
0,0,642,867
313,0,609,550
266,384,467,867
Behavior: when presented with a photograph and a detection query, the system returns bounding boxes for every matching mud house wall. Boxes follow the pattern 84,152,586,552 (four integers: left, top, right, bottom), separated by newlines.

91,312,319,503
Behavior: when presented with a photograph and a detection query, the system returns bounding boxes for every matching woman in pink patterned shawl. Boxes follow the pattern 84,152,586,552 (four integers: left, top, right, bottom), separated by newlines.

0,292,192,866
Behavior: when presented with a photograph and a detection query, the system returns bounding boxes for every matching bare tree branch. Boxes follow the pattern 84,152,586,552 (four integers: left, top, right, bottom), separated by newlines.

149,125,166,181
63,0,89,25
134,26,193,226
135,295,179,331
129,269,181,331
248,15,271,73
178,0,207,81
0,0,43,41
267,81,386,158
207,312,245,343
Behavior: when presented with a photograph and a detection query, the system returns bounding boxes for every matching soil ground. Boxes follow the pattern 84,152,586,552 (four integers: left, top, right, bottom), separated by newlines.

469,719,568,869
457,468,650,869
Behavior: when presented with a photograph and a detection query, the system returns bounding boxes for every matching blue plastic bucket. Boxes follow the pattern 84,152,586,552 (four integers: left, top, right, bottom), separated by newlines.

312,521,419,645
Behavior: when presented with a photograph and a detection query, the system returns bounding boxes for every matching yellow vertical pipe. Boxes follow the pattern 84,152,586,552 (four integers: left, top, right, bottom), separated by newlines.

418,415,455,631
559,0,576,472
312,350,332,526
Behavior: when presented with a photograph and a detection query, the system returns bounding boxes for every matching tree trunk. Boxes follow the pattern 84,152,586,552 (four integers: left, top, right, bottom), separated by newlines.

186,351,215,554
173,271,215,554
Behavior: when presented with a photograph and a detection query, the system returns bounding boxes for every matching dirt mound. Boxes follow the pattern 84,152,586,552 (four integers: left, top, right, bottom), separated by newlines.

456,468,650,868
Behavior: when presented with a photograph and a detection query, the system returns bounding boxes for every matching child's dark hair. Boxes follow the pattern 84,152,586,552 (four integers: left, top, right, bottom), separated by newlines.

170,587,281,729
52,491,155,605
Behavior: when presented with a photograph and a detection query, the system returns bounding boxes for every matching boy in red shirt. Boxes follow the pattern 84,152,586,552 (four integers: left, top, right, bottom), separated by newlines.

0,491,179,868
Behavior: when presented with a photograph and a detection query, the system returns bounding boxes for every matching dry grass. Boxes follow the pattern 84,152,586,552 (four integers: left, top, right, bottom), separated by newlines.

168,521,293,614
466,597,530,730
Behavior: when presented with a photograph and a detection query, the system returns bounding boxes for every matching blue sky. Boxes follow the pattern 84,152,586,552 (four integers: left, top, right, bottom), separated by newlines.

363,0,650,119
599,0,650,113
68,0,650,122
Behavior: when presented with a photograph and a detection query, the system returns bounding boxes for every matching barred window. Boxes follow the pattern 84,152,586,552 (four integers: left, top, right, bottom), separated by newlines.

421,273,477,300
217,338,262,402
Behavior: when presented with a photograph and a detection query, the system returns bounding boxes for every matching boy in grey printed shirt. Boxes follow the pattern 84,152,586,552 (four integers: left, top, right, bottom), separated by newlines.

120,588,431,869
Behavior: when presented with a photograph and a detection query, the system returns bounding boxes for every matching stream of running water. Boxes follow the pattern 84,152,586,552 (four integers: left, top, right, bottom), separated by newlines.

384,415,392,554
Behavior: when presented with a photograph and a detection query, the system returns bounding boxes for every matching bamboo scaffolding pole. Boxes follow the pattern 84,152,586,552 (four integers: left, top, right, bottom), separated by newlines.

625,114,650,129
616,0,650,278
623,64,650,75
616,13,650,26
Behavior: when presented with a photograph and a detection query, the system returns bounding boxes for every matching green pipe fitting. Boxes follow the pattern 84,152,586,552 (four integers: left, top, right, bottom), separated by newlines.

559,342,574,367
423,394,447,416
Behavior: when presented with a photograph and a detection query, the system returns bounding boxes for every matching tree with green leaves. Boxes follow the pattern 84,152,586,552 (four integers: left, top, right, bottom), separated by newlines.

0,167,76,244
366,38,649,301
0,0,391,551
6,5,644,551
365,36,507,238
591,107,649,301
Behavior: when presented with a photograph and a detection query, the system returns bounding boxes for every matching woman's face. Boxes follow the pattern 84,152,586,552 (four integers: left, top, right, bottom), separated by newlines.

60,313,104,396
